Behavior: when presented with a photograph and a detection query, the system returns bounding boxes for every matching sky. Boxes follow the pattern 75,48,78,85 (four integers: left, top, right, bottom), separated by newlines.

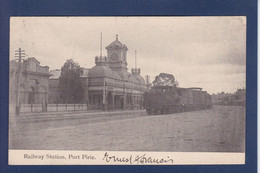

10,17,246,94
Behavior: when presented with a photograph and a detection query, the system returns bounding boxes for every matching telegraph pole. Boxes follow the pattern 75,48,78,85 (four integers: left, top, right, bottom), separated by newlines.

100,33,106,110
15,48,25,116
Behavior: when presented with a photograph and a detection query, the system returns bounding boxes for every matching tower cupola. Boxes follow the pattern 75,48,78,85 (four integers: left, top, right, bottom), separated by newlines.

106,35,128,72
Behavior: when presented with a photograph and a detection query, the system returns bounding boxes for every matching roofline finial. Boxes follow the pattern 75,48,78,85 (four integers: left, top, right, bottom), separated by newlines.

135,50,137,69
116,34,118,40
100,32,102,58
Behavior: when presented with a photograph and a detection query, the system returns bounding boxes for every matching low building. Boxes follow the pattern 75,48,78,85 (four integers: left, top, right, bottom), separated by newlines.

9,57,51,109
236,88,246,101
211,88,246,106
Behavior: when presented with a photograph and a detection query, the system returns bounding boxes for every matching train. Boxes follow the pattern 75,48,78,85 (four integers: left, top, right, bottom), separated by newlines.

144,85,212,115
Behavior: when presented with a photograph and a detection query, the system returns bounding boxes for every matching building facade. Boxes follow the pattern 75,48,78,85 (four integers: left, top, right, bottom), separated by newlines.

88,36,146,110
9,57,51,110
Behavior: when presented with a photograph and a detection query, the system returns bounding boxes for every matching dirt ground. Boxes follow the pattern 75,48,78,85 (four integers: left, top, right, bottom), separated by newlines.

9,105,245,152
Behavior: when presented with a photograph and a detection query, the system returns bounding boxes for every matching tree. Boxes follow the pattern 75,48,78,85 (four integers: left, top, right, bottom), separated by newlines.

152,73,179,87
58,59,85,103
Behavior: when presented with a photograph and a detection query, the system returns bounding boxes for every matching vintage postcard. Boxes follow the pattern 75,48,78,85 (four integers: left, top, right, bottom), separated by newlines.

9,16,246,165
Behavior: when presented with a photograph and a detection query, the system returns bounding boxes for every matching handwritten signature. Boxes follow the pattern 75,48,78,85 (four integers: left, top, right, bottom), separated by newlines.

103,152,174,164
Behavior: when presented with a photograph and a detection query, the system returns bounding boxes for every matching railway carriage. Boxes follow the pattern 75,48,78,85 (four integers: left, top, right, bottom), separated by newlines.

144,86,212,115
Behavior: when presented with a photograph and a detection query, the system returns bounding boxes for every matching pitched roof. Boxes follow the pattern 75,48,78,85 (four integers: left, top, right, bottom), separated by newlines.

105,38,128,50
26,57,40,64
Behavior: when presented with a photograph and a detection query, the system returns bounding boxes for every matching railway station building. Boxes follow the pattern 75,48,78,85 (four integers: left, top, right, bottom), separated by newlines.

88,35,146,110
49,35,147,110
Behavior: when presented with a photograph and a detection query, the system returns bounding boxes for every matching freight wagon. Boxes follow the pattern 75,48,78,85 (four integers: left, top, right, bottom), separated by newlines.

144,86,212,115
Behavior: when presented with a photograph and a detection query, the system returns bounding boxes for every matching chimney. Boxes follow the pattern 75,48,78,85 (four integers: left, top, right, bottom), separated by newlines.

131,68,140,75
95,56,108,66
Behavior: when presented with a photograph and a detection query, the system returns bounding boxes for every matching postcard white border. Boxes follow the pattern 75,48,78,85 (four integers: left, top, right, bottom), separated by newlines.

9,150,245,165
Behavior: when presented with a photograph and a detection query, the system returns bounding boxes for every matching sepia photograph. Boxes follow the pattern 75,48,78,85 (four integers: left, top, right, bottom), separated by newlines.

8,16,246,165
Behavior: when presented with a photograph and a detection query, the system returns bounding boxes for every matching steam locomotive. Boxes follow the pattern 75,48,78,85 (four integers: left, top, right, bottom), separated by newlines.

144,86,212,115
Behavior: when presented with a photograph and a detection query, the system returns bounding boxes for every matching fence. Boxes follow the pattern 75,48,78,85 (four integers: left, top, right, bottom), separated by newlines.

9,104,88,114
47,104,88,112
